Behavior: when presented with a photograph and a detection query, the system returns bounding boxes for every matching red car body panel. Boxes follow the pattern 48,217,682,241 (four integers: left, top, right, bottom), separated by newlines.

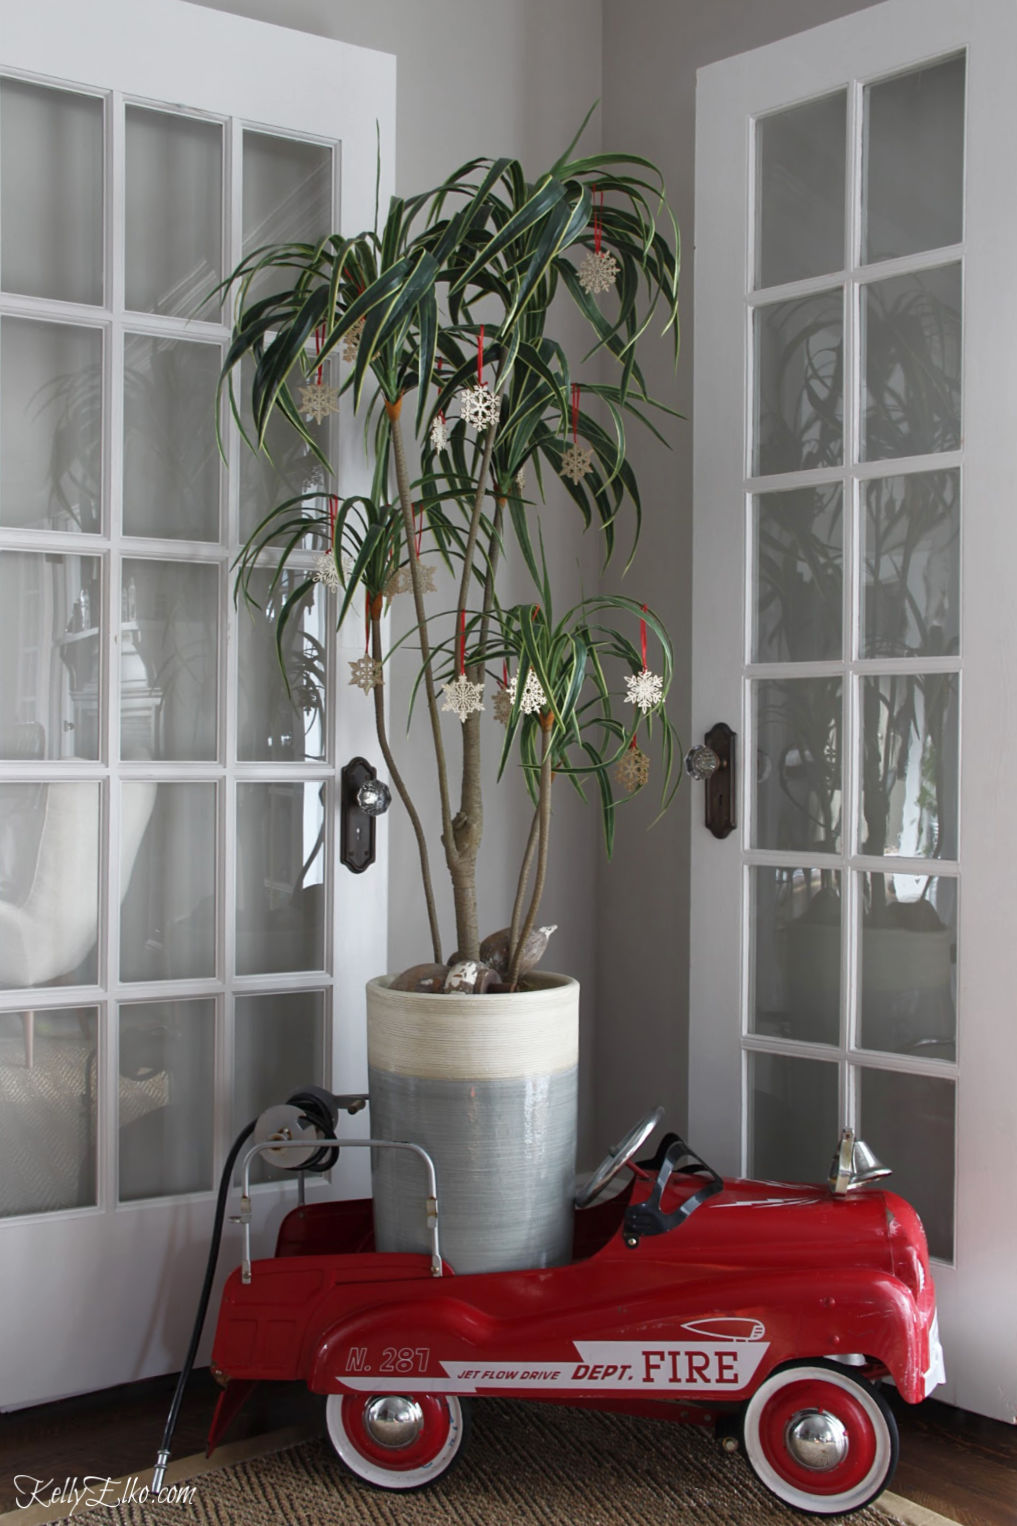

208,1168,939,1454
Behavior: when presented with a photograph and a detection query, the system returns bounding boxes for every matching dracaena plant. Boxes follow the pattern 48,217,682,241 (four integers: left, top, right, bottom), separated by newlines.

219,131,682,990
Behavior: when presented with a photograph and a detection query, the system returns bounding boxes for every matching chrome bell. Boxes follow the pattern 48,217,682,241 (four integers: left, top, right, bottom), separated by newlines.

828,1128,892,1196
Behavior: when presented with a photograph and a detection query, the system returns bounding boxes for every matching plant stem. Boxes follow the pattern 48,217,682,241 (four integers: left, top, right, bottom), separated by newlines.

507,720,554,989
370,610,442,964
508,806,540,959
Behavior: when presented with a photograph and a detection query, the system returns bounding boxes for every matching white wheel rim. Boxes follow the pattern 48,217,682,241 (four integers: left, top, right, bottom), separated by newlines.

742,1364,894,1514
325,1392,464,1489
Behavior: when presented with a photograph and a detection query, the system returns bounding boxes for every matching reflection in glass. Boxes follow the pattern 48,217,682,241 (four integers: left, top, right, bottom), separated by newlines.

863,55,965,265
125,106,222,317
756,92,846,289
238,357,330,542
862,264,961,462
0,552,102,759
120,784,214,982
242,131,332,304
236,782,325,975
234,990,324,1183
861,673,958,859
754,291,843,476
750,1050,838,1186
118,999,214,1201
753,678,842,853
751,867,840,1045
859,1067,955,1260
120,559,218,761
0,317,102,532
123,336,221,541
754,486,842,663
238,572,327,762
863,471,959,659
0,1006,97,1216
0,782,100,988
860,872,956,1059
1,79,103,305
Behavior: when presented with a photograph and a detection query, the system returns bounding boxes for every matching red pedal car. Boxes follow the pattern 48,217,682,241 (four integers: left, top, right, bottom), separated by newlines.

206,1109,943,1517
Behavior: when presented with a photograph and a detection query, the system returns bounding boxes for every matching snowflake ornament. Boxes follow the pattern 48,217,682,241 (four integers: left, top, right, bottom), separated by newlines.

624,667,665,714
507,669,548,716
298,381,340,424
615,744,650,794
515,463,527,493
492,685,514,726
559,441,594,484
429,415,449,453
578,248,620,296
458,383,502,433
441,674,485,723
342,316,366,363
417,562,438,593
383,565,413,600
312,550,341,591
348,654,384,694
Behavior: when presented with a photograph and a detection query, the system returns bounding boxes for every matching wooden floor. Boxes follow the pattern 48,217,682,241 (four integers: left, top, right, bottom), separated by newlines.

0,1370,1014,1523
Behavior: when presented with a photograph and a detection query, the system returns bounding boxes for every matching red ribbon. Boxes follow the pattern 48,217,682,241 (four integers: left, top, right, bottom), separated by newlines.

477,325,484,385
459,609,467,675
571,383,580,443
414,503,423,559
640,604,648,669
502,659,509,688
328,494,337,546
315,324,324,385
365,593,371,653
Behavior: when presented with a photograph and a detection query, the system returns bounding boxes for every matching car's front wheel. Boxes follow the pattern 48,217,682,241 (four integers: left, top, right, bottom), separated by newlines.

741,1359,899,1516
325,1391,470,1490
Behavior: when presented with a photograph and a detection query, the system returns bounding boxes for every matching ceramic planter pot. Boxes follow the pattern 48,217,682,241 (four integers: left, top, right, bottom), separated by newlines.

366,972,579,1274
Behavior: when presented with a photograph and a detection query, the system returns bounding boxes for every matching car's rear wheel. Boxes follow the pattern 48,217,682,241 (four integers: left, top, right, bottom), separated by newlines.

325,1391,470,1490
741,1359,899,1516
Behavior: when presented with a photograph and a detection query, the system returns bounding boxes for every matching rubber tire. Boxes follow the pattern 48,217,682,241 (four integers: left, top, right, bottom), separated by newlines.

325,1391,471,1491
741,1359,899,1516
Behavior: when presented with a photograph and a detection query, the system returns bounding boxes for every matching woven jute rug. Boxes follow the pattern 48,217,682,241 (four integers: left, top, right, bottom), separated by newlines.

32,1399,948,1526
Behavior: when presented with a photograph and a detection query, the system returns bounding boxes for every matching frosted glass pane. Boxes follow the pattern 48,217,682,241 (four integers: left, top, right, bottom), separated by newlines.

861,673,958,859
753,677,842,853
753,486,842,663
0,1007,97,1216
0,782,100,988
859,1068,955,1260
863,471,959,659
859,872,956,1059
751,867,840,1045
118,999,214,1201
120,783,214,982
120,560,218,761
234,990,324,1183
750,1051,838,1186
239,358,330,541
756,93,846,289
236,782,325,975
862,264,961,462
863,56,965,264
123,335,221,541
0,552,101,759
754,291,843,476
1,317,102,532
243,130,332,303
125,106,222,317
1,79,103,305
237,570,327,762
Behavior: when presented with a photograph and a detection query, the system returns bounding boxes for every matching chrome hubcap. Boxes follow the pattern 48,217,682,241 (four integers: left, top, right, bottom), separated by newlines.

784,1408,850,1471
363,1394,425,1450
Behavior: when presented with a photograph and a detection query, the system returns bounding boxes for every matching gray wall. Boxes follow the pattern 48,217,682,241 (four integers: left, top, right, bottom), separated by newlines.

594,0,882,1150
196,0,883,1164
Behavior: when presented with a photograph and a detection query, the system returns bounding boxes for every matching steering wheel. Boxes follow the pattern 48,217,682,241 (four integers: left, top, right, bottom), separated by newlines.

575,1106,664,1208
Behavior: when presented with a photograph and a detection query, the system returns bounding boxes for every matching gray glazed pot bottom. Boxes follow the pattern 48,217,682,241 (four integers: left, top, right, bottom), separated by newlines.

369,1066,578,1275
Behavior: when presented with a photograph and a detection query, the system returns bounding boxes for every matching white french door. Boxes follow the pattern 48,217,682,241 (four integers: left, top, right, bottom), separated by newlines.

0,0,393,1406
690,0,1017,1420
